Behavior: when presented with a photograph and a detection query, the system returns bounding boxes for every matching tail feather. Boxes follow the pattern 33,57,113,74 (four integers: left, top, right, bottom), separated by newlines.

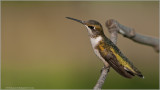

124,67,144,79
137,74,144,79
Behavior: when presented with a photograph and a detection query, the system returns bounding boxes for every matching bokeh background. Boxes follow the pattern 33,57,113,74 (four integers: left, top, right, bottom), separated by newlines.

1,1,159,89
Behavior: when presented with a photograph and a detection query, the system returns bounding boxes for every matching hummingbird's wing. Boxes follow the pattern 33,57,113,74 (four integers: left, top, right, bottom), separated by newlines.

100,37,144,78
103,52,134,78
108,43,144,78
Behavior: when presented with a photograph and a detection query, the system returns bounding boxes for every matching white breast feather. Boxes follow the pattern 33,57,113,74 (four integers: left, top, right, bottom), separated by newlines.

90,36,109,67
90,36,102,48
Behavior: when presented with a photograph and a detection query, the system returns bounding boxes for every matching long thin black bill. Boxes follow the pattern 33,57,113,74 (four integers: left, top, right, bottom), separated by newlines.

66,17,84,24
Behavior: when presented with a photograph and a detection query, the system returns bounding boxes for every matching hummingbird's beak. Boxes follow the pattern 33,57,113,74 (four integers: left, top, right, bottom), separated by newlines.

66,17,84,24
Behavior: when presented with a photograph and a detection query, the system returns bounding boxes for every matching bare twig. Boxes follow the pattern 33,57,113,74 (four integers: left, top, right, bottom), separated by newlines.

106,19,159,52
93,21,118,90
93,66,109,90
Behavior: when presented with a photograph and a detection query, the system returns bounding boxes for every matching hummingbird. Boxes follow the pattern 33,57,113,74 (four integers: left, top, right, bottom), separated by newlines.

66,17,144,78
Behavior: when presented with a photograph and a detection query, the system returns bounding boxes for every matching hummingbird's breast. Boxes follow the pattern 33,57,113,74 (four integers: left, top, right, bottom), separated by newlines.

90,36,109,67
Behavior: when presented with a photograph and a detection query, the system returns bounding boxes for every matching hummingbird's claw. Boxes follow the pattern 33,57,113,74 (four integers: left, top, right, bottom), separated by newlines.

101,66,110,73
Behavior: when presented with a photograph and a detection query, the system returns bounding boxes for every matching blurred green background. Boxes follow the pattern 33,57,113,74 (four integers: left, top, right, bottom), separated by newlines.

1,1,159,89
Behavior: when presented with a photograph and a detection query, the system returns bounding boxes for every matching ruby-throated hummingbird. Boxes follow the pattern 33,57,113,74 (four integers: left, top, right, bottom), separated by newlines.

66,17,144,78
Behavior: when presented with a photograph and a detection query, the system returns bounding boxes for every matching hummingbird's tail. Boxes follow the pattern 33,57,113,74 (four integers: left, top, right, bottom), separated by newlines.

125,67,144,79
132,67,144,79
134,70,144,78
137,74,144,78
123,68,144,79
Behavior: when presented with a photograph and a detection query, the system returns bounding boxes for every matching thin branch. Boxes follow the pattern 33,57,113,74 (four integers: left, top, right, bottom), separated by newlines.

93,66,109,90
106,19,159,52
93,22,118,90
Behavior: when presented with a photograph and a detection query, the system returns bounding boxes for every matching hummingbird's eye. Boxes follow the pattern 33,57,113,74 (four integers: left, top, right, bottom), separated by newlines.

88,26,95,29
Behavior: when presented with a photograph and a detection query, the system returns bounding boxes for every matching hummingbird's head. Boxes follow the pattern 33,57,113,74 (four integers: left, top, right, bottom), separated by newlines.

66,17,104,38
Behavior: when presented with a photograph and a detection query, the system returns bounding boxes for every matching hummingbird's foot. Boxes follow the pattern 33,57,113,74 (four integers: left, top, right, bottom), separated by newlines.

101,66,110,73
